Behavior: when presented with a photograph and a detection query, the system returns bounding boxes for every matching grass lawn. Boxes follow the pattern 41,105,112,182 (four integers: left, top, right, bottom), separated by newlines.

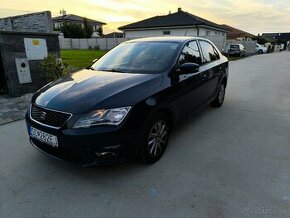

60,50,107,71
228,56,244,61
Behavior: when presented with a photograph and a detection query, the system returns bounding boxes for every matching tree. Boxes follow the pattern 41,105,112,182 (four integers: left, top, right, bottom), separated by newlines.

252,36,268,45
84,18,93,38
98,26,103,37
61,22,86,38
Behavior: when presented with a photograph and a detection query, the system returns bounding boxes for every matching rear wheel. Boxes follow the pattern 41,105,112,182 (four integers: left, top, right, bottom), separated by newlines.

211,82,226,107
139,113,170,164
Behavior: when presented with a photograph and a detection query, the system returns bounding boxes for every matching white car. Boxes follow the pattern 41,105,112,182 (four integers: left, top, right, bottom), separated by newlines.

256,43,267,54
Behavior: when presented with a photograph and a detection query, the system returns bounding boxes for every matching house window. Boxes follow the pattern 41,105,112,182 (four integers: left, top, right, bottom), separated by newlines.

206,31,210,36
163,31,171,35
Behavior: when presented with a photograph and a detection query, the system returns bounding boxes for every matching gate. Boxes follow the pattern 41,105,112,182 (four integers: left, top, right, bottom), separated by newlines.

0,52,8,95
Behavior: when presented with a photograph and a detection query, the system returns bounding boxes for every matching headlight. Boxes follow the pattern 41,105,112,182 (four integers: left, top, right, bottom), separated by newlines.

73,107,131,128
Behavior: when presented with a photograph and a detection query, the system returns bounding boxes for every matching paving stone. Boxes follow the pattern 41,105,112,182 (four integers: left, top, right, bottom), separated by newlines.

0,108,10,113
0,93,33,125
0,98,8,104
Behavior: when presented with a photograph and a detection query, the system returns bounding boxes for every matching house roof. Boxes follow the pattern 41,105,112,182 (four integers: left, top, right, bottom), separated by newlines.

262,32,290,41
118,9,228,32
52,14,106,25
221,24,255,39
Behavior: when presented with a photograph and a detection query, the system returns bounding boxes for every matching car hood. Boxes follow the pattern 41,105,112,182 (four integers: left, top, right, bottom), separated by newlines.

33,69,162,114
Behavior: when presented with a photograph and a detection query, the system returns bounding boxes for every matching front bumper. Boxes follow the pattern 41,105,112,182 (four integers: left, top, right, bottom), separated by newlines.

25,113,140,166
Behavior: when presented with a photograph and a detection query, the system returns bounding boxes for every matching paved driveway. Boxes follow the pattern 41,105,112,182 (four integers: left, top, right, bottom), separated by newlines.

1,52,290,218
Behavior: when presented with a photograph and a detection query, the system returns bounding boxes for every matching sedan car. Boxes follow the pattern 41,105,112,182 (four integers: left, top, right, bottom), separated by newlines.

227,44,246,57
26,37,229,166
255,43,267,54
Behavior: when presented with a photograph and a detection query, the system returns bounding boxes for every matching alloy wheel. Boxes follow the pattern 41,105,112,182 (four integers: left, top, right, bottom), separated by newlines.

147,120,168,157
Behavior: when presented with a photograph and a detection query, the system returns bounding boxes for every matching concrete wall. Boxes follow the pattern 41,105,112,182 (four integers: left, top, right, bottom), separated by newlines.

0,11,53,33
59,38,128,50
0,31,60,97
59,35,226,51
226,40,256,54
205,35,227,52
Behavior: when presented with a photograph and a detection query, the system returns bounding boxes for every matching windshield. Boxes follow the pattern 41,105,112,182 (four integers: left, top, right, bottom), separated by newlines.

91,41,180,74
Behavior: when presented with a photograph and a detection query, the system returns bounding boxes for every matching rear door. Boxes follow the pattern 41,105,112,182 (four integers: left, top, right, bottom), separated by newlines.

198,40,222,102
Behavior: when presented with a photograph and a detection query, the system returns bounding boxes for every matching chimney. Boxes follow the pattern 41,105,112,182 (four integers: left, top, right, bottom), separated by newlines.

178,7,182,12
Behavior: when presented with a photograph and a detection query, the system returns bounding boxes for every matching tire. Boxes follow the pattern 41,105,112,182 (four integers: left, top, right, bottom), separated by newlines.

139,112,170,164
258,50,263,54
211,82,226,107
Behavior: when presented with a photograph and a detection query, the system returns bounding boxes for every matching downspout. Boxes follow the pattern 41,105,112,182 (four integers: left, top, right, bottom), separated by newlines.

195,25,200,36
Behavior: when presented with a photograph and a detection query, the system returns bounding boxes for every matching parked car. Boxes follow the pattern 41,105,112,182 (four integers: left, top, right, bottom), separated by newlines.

255,43,267,54
227,44,246,57
26,37,229,166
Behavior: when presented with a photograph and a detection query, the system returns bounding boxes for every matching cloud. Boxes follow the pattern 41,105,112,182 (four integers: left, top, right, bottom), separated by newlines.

0,0,289,34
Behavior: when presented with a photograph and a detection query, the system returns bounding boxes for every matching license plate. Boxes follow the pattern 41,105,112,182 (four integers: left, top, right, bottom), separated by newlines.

29,126,58,148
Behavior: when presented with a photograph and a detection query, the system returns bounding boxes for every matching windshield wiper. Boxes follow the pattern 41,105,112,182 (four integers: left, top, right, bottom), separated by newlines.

101,68,127,73
86,66,95,70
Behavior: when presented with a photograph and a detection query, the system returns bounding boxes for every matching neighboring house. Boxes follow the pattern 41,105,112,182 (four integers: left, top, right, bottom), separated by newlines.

52,14,106,36
221,24,255,41
118,8,228,38
262,32,290,45
104,32,124,38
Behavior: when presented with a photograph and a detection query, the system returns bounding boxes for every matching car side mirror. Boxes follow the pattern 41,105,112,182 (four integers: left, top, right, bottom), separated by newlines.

177,63,199,75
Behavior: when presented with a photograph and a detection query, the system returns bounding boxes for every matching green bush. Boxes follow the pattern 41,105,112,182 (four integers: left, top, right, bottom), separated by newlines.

41,54,69,82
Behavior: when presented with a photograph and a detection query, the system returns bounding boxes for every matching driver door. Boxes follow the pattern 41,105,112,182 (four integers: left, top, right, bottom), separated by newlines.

173,41,205,119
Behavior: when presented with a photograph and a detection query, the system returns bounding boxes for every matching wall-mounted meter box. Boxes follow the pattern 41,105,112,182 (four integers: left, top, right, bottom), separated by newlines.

24,38,48,60
15,58,32,84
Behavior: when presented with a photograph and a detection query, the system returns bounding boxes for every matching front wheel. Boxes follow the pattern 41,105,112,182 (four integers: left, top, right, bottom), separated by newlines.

139,113,170,164
211,82,226,107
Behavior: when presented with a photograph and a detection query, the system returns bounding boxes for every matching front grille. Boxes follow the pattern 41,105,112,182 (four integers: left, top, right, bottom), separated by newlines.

31,104,71,128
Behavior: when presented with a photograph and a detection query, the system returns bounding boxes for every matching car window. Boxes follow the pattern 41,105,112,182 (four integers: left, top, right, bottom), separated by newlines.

200,40,220,63
92,42,180,74
178,41,202,65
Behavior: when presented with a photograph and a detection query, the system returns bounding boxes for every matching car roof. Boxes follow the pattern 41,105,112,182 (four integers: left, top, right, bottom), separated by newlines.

125,36,210,43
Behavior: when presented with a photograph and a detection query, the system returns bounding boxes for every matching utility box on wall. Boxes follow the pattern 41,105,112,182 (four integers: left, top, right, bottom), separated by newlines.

24,38,48,60
0,31,60,97
15,58,32,84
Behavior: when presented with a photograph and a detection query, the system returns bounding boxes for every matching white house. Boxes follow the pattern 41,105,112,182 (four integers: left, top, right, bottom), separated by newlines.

119,8,228,39
52,14,106,37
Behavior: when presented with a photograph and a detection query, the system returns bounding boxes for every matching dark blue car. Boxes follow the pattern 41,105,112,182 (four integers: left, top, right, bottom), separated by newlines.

26,37,229,166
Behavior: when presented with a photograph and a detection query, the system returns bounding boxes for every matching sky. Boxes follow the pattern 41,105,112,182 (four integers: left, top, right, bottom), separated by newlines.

0,0,290,35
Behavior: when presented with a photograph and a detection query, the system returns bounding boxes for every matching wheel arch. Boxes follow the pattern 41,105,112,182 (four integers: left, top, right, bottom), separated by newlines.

154,107,175,131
